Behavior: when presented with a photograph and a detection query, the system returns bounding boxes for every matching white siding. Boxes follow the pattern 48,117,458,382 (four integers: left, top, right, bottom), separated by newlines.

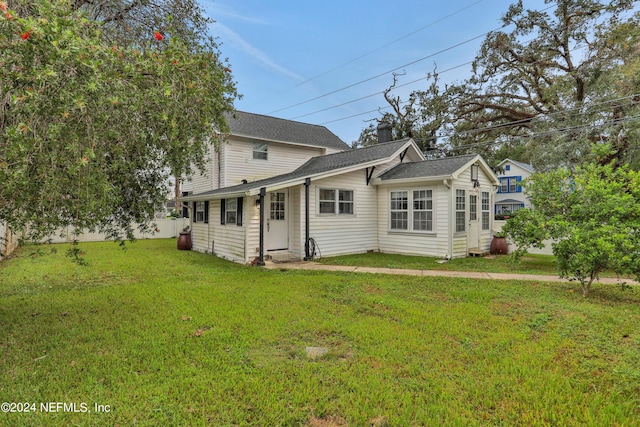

190,199,246,263
377,183,451,258
303,170,379,257
450,166,496,258
245,195,261,262
182,146,217,194
222,138,328,187
495,160,532,208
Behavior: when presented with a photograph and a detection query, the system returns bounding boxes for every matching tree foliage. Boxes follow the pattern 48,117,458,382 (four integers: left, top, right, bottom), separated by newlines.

0,0,237,243
503,145,640,297
358,0,640,169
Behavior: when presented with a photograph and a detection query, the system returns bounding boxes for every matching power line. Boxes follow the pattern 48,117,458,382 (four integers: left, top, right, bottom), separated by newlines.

267,4,556,116
267,26,508,115
290,61,474,120
317,41,590,126
291,0,484,89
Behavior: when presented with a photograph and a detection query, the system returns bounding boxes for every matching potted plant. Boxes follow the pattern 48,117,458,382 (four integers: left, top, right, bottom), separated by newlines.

490,231,508,255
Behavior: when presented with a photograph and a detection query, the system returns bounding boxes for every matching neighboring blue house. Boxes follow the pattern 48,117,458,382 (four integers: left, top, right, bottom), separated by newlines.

494,158,534,217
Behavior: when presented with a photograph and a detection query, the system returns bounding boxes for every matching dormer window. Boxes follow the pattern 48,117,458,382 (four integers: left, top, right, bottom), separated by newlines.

253,143,268,160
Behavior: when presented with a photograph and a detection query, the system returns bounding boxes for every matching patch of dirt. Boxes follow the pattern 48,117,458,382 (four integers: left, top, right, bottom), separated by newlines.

308,415,348,427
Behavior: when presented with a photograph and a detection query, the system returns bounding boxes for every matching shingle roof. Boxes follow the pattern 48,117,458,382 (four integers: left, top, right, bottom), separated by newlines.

225,111,350,151
378,154,477,181
188,139,413,198
498,158,534,172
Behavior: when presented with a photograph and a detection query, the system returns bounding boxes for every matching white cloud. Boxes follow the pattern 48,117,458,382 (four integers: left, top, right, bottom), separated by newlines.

212,22,304,82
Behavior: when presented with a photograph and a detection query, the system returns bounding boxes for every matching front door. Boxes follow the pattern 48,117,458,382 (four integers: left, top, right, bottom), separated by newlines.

266,190,288,251
467,193,481,250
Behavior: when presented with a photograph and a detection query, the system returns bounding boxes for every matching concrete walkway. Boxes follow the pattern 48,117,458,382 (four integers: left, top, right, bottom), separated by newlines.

264,261,640,286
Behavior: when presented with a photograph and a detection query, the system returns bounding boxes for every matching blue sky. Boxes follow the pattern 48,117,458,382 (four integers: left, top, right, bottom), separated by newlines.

200,0,549,144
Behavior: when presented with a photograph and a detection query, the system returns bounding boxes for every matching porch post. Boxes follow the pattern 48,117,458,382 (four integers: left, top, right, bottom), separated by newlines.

304,178,311,260
258,187,266,266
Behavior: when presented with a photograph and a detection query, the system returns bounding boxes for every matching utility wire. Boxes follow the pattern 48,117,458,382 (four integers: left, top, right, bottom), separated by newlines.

267,27,507,114
314,39,585,124
291,0,484,89
267,4,555,116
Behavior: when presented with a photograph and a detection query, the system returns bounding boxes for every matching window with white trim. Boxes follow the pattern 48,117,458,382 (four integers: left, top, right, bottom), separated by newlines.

390,191,408,230
389,189,434,232
338,190,354,214
470,194,477,221
319,189,354,215
252,142,268,160
482,191,490,230
456,189,466,233
412,190,433,231
196,201,205,222
498,176,522,193
225,198,237,224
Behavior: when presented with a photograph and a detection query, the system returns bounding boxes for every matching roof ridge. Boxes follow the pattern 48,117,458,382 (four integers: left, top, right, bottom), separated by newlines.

229,110,337,131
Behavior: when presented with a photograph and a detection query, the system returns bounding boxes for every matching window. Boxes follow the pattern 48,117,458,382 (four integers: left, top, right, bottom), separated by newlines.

390,191,408,230
225,198,237,224
389,190,434,232
497,176,522,193
469,194,477,221
412,190,433,231
220,198,242,226
339,190,354,214
496,203,524,215
319,189,354,215
456,189,466,233
192,201,209,223
319,189,336,214
505,165,511,171
482,191,490,230
270,192,285,220
196,201,205,222
252,142,268,160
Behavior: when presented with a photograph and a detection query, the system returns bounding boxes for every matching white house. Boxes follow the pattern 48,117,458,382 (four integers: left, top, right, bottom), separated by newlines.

494,158,534,217
182,112,500,264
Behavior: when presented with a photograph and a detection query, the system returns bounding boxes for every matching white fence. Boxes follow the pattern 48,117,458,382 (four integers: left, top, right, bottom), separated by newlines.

0,223,19,260
494,220,554,256
39,218,190,244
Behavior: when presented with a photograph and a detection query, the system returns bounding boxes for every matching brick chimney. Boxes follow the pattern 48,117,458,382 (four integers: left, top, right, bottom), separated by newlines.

377,121,393,144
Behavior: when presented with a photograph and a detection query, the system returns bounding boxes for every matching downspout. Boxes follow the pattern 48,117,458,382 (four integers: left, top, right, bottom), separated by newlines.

304,178,311,260
258,187,266,266
444,179,453,259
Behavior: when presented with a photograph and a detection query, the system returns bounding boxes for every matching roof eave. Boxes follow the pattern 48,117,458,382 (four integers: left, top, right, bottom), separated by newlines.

372,174,453,185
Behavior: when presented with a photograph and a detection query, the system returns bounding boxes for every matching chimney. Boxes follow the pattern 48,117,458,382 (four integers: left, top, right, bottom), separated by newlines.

377,121,393,144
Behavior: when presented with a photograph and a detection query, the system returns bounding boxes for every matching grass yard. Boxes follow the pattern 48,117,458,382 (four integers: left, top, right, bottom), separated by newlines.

320,252,554,275
1,239,639,426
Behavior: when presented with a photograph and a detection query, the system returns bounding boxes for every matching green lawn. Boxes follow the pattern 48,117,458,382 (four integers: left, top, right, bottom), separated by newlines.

318,251,560,275
1,239,639,426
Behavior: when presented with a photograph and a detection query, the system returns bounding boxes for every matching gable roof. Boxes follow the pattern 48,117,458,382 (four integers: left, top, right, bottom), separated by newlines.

378,154,478,181
497,158,534,173
183,139,420,200
224,111,350,151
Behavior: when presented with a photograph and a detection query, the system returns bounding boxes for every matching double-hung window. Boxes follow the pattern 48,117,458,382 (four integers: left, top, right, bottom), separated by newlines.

412,190,433,231
338,190,354,214
390,191,409,230
252,143,268,160
192,201,209,223
225,198,237,224
319,189,354,215
390,190,433,232
456,189,466,232
498,176,522,193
